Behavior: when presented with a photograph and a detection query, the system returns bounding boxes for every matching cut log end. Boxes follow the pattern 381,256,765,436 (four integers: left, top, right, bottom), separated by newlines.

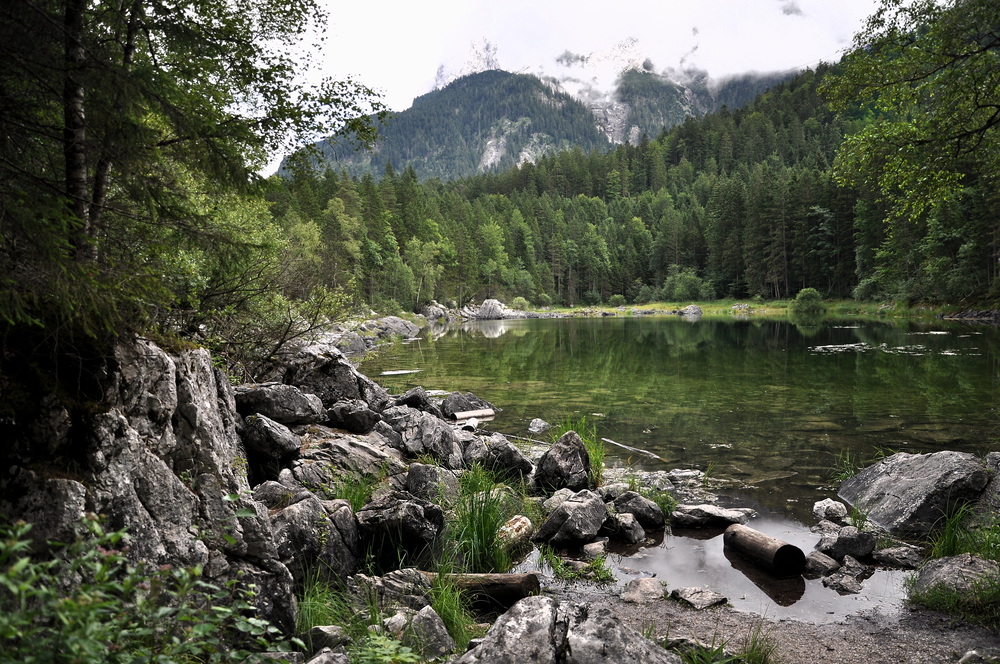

723,523,805,577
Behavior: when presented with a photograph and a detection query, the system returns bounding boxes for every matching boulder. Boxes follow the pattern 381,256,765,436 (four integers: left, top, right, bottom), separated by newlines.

621,577,665,603
671,504,753,528
243,413,301,463
441,392,500,419
873,545,923,569
379,405,464,469
912,554,1000,596
477,299,506,320
838,451,989,537
326,399,380,434
533,431,592,493
405,605,456,659
283,348,391,412
614,491,666,529
498,515,535,553
679,304,703,318
371,316,420,340
542,488,576,514
394,387,444,420
582,538,609,559
815,525,876,561
822,555,868,595
804,550,841,576
604,511,645,545
405,463,460,506
287,427,407,490
254,482,359,581
463,432,533,481
454,596,682,664
234,383,324,425
533,490,609,546
348,568,433,612
813,498,849,523
356,491,444,553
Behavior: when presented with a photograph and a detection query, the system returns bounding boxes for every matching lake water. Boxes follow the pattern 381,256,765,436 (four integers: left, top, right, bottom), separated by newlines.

359,315,1000,620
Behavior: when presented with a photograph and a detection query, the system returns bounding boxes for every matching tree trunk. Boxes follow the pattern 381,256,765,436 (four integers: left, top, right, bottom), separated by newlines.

64,0,92,261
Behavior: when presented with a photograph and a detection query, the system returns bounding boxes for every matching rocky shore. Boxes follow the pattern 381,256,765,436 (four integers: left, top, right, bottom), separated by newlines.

3,317,1000,663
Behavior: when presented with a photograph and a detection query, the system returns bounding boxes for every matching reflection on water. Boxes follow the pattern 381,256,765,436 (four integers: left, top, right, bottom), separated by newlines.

361,316,995,621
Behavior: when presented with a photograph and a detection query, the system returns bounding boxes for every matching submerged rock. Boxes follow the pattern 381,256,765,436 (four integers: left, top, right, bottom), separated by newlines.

671,587,728,610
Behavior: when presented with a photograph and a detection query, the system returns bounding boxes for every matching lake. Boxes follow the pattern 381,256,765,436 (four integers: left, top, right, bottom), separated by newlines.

359,314,1000,620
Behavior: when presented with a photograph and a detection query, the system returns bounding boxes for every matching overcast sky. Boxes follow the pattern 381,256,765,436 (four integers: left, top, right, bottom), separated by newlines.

316,0,881,112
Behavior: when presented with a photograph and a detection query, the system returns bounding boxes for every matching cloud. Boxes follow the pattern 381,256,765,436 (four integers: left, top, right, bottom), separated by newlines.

780,1,804,16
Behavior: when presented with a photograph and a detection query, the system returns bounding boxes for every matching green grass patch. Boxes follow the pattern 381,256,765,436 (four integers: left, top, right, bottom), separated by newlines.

538,545,615,584
449,464,519,573
317,466,386,512
906,573,1000,631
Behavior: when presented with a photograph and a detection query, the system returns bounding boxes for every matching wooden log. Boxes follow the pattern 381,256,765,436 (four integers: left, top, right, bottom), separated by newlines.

417,572,539,609
723,523,805,578
452,408,495,420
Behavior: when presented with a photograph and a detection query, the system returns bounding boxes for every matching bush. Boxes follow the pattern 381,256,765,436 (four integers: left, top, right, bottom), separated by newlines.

608,294,627,307
790,287,825,316
510,296,530,311
0,517,296,664
582,290,602,306
535,293,552,308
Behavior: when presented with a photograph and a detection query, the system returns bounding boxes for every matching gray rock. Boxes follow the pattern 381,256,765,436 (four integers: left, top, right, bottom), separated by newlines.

533,490,609,546
528,418,550,434
455,596,682,664
258,484,359,582
380,405,464,469
305,649,348,664
679,304,703,317
284,348,391,412
912,554,1000,596
477,299,506,320
811,519,843,535
289,427,407,489
804,550,841,576
441,392,500,419
308,625,349,652
671,504,753,528
533,431,592,493
0,473,87,554
815,525,876,561
326,399,380,434
598,482,631,502
838,451,990,537
406,463,460,506
234,383,324,425
605,511,646,545
614,491,666,529
243,413,301,462
542,488,576,514
394,387,444,420
622,577,665,603
463,432,533,481
582,538,609,559
670,587,728,610
813,498,849,523
405,605,456,659
958,648,1000,664
348,568,433,612
356,491,444,552
823,572,863,594
873,545,923,569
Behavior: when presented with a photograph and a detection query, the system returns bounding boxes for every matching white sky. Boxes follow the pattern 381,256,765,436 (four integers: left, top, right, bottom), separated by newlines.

316,0,880,112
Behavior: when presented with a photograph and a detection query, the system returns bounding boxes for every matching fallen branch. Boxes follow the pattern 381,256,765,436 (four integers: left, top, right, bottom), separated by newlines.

600,437,663,461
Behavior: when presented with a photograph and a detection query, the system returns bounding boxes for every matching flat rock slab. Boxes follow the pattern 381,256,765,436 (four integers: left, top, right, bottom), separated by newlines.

672,504,753,528
838,451,989,538
670,587,728,610
622,577,665,603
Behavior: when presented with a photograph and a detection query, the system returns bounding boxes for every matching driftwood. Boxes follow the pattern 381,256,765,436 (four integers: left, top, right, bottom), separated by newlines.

723,523,805,578
418,572,539,609
600,437,663,461
452,408,495,420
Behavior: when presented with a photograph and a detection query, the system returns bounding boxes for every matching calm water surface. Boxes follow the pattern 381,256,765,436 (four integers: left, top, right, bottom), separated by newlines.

359,315,1000,619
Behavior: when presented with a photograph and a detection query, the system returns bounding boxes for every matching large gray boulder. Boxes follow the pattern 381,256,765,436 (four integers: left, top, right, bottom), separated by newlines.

325,399,380,434
380,405,464,469
253,482,359,582
370,315,420,340
287,427,407,491
406,463,460,506
477,299,506,320
283,347,391,412
243,413,301,463
356,491,444,554
815,525,876,561
463,432,533,481
533,490,609,546
234,383,324,425
394,387,444,420
533,431,592,493
838,451,990,537
404,605,456,659
455,596,682,664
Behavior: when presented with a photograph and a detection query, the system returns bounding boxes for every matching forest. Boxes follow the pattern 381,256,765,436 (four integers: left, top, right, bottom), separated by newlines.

0,0,997,378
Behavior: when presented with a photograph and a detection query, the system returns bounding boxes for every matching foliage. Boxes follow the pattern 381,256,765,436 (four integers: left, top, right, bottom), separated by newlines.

317,467,386,513
352,633,422,664
929,504,1000,562
449,465,519,573
0,518,296,664
510,296,530,311
906,573,1000,631
789,287,825,316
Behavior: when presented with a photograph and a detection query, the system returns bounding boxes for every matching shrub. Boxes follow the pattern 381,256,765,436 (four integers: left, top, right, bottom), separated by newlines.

582,290,602,306
535,293,552,308
0,518,296,664
608,294,627,307
790,287,825,315
510,296,530,311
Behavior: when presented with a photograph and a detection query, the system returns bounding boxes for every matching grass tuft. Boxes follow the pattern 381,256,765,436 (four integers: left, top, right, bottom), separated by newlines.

551,415,605,487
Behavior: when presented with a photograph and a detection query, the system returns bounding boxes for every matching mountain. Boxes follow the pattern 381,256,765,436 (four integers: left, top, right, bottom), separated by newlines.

294,44,795,181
